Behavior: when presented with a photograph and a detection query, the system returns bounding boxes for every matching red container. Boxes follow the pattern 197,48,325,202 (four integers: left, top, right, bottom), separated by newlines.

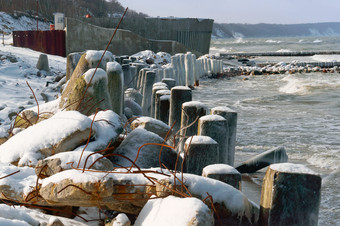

50,24,55,30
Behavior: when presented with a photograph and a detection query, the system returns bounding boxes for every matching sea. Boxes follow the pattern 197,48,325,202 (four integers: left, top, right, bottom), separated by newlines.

193,36,340,225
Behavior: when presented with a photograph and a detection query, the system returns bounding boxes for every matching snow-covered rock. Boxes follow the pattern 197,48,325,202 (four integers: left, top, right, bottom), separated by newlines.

112,128,179,169
135,195,214,226
130,116,171,139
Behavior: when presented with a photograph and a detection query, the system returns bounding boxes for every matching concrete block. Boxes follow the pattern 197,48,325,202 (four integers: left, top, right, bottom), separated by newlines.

259,163,322,226
202,164,241,190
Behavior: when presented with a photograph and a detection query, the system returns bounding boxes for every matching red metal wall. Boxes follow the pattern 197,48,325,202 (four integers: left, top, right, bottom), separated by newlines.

13,30,66,57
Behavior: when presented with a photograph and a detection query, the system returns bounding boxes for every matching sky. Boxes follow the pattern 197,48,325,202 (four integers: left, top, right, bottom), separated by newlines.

117,0,340,24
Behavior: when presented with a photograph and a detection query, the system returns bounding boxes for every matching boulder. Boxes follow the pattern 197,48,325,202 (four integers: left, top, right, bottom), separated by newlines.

134,196,214,226
112,128,179,170
39,169,152,214
124,99,142,117
35,151,114,178
0,111,95,166
130,116,171,139
14,110,38,128
156,173,259,226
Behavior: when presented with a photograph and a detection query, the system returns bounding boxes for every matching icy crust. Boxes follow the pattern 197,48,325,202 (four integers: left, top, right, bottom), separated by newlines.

45,151,105,169
0,204,39,226
183,101,208,110
0,163,36,197
171,86,191,91
199,114,225,122
107,61,123,73
0,111,93,166
185,135,217,145
270,163,318,175
135,196,212,225
171,173,249,215
133,116,169,130
156,90,171,95
41,168,151,188
211,106,237,113
160,95,170,101
203,164,240,175
83,68,107,85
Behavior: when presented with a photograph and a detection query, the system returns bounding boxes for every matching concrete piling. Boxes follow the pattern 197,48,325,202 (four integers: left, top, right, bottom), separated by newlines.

162,78,176,90
151,83,168,118
141,71,156,116
159,94,171,124
66,52,81,81
259,163,322,226
179,101,208,153
198,115,228,164
107,62,124,116
184,136,219,175
185,52,194,87
122,64,132,89
202,164,241,190
169,86,192,141
36,54,50,72
125,88,143,106
236,146,288,173
211,106,237,166
155,90,171,121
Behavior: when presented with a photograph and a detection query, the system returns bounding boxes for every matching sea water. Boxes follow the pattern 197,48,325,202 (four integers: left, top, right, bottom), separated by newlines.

193,36,340,225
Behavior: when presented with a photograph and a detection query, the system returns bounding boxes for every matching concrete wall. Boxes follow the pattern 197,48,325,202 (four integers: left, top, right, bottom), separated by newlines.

66,17,201,56
78,17,214,55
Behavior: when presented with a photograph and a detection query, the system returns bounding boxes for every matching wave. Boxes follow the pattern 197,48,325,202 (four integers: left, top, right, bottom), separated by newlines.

265,39,282,43
313,39,323,43
279,74,340,95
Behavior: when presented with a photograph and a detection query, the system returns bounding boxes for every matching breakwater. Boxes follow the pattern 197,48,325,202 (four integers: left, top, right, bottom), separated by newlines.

220,50,340,58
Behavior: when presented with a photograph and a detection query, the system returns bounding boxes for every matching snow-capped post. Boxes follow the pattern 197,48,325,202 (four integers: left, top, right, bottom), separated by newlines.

162,78,176,90
185,52,194,87
107,61,124,116
259,163,322,226
179,101,208,153
202,164,241,190
159,93,171,124
169,86,192,144
184,136,219,175
211,106,237,166
198,115,228,164
171,55,180,83
122,64,132,89
132,63,145,89
136,68,148,92
66,52,81,81
141,71,156,116
155,90,171,121
36,54,50,72
151,83,168,118
178,53,186,86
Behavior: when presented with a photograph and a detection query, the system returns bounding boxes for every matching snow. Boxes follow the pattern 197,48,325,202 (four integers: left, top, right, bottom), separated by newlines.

182,101,208,111
185,135,217,145
0,12,50,33
134,195,212,225
0,111,93,166
106,61,123,73
0,204,39,226
199,114,226,122
0,163,36,197
131,50,171,66
211,106,237,113
132,116,170,130
171,85,191,91
85,50,114,68
203,164,240,175
270,163,319,175
83,68,108,84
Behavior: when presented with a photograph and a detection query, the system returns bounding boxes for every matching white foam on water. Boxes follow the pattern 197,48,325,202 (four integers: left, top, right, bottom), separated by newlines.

279,75,309,94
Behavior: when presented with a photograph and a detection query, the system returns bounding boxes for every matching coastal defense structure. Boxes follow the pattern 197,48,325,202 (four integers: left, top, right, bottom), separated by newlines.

80,17,214,55
66,17,213,56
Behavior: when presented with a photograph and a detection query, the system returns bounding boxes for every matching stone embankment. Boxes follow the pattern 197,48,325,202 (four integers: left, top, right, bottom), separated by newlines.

0,50,322,225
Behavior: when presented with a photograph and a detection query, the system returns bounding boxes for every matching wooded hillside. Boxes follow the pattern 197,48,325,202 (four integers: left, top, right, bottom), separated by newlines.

0,0,146,21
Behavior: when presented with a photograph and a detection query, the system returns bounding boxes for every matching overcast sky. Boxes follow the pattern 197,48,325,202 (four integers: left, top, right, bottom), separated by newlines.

117,0,340,24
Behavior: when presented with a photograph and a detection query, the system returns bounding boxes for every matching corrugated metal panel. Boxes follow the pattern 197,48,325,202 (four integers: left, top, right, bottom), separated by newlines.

13,30,66,57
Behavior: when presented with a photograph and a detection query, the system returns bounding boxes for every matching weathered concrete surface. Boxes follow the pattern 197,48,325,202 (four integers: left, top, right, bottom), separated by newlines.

66,18,199,56
77,17,214,55
259,163,322,226
202,164,241,190
236,146,288,173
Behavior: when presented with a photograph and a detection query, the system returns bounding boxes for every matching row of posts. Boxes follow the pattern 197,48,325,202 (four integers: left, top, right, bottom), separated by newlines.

66,50,321,225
